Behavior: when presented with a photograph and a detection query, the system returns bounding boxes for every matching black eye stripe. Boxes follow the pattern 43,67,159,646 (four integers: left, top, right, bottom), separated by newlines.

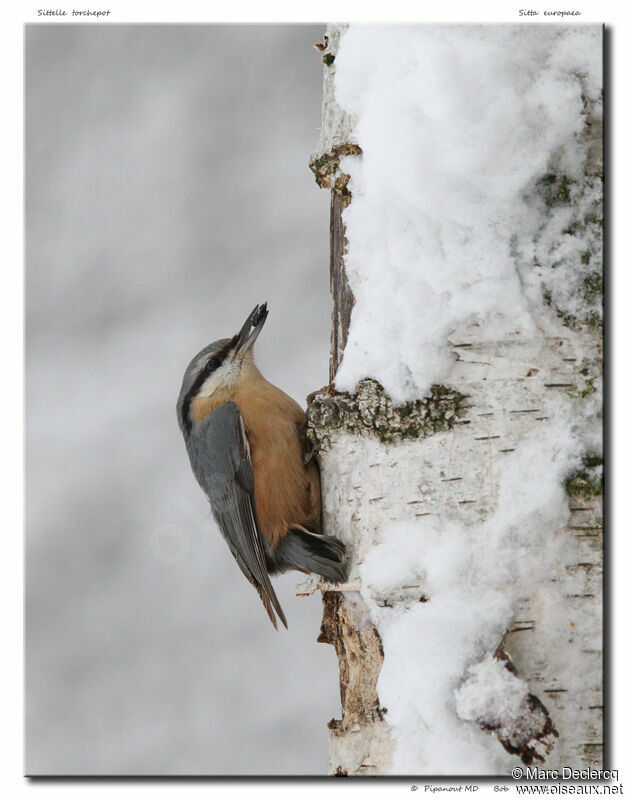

181,337,237,435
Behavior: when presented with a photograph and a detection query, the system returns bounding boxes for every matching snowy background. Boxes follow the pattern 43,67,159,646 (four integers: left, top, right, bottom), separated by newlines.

25,25,338,774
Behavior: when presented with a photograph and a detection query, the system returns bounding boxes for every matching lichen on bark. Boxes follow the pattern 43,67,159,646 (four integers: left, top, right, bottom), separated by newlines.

307,378,466,451
565,455,604,498
531,100,603,332
309,142,362,197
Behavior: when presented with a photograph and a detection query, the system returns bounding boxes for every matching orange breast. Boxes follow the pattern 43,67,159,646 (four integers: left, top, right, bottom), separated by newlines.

233,381,321,551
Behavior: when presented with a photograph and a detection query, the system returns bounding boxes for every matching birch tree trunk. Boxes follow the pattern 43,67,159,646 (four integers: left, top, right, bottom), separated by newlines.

307,25,603,777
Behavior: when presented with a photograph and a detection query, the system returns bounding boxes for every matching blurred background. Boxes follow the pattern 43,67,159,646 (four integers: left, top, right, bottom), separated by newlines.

25,24,337,775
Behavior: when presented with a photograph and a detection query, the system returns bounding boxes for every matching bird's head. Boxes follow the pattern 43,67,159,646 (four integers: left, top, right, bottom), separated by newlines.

177,302,268,435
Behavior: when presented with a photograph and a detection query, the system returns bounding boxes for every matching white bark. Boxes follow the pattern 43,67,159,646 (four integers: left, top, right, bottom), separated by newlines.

308,24,603,776
310,24,353,162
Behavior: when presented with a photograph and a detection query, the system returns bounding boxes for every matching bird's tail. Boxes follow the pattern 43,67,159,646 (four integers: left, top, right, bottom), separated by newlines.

272,527,348,583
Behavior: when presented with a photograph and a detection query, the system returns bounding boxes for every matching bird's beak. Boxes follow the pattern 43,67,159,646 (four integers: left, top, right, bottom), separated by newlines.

233,302,268,356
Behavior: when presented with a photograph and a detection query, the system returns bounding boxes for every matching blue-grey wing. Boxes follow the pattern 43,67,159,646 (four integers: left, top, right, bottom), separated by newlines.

187,401,287,629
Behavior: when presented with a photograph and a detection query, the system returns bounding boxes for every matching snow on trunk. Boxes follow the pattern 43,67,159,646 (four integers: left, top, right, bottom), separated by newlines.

307,24,603,776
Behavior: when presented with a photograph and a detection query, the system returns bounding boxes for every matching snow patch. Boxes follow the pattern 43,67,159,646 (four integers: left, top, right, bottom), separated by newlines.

455,656,530,729
332,24,602,402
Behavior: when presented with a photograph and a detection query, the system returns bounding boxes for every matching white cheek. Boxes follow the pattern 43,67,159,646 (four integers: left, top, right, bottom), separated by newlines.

197,361,239,397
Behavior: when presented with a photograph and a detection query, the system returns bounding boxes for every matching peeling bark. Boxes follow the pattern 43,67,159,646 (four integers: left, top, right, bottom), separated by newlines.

329,189,354,382
318,592,392,775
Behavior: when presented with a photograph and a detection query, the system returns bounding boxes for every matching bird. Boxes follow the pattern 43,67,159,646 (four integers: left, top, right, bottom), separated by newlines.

176,302,348,628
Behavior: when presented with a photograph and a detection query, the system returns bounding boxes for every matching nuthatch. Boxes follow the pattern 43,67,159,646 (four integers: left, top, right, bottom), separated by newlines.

177,303,347,628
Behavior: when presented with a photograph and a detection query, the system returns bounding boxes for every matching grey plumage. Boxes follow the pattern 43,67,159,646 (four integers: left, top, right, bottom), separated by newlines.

183,401,287,629
270,529,346,583
176,339,231,435
177,340,228,417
